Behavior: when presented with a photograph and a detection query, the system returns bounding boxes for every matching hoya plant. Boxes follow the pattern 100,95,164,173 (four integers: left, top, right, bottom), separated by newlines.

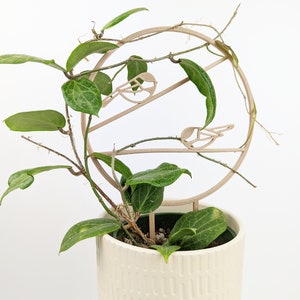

0,8,248,262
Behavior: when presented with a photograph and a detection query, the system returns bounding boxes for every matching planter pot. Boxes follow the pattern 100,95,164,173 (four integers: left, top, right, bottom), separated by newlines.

96,205,245,300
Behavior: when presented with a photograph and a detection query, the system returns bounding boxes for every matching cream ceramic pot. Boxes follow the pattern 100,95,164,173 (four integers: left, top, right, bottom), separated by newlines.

96,205,245,300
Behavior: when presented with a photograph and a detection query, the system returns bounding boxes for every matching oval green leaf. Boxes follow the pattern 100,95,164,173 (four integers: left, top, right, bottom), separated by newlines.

0,165,71,204
150,244,181,263
101,7,148,31
59,218,120,253
0,54,65,71
93,72,113,96
168,227,196,245
130,184,164,213
4,110,66,132
61,78,102,115
126,163,191,187
169,207,227,250
179,58,217,127
91,152,132,179
66,42,118,71
127,55,147,91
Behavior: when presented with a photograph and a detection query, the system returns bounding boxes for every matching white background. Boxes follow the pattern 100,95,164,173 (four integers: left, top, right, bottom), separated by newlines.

0,0,299,299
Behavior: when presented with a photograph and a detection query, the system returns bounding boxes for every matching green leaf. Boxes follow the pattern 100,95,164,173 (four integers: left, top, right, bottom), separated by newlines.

93,72,112,95
150,244,181,263
91,152,132,179
4,110,66,132
130,184,164,213
59,218,120,253
66,42,118,71
61,78,102,115
179,58,217,127
101,7,148,31
215,40,239,67
0,54,65,71
127,55,147,91
169,207,227,250
0,165,71,204
168,227,196,245
126,163,191,187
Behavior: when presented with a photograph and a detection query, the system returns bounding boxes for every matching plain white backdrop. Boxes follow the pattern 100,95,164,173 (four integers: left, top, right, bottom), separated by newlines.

0,1,299,299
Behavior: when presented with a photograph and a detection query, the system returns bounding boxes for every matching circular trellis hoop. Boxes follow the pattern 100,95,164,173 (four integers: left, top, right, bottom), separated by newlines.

81,25,256,210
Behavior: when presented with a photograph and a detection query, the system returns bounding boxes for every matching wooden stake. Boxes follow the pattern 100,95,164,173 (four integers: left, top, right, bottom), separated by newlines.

149,212,155,242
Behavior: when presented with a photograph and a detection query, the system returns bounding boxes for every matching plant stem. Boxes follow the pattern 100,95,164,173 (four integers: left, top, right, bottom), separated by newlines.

65,104,85,171
116,136,180,153
196,152,257,188
83,115,118,216
21,135,82,172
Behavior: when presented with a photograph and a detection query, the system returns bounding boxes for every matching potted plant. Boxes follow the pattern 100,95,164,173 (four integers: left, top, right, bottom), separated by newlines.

0,7,257,300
